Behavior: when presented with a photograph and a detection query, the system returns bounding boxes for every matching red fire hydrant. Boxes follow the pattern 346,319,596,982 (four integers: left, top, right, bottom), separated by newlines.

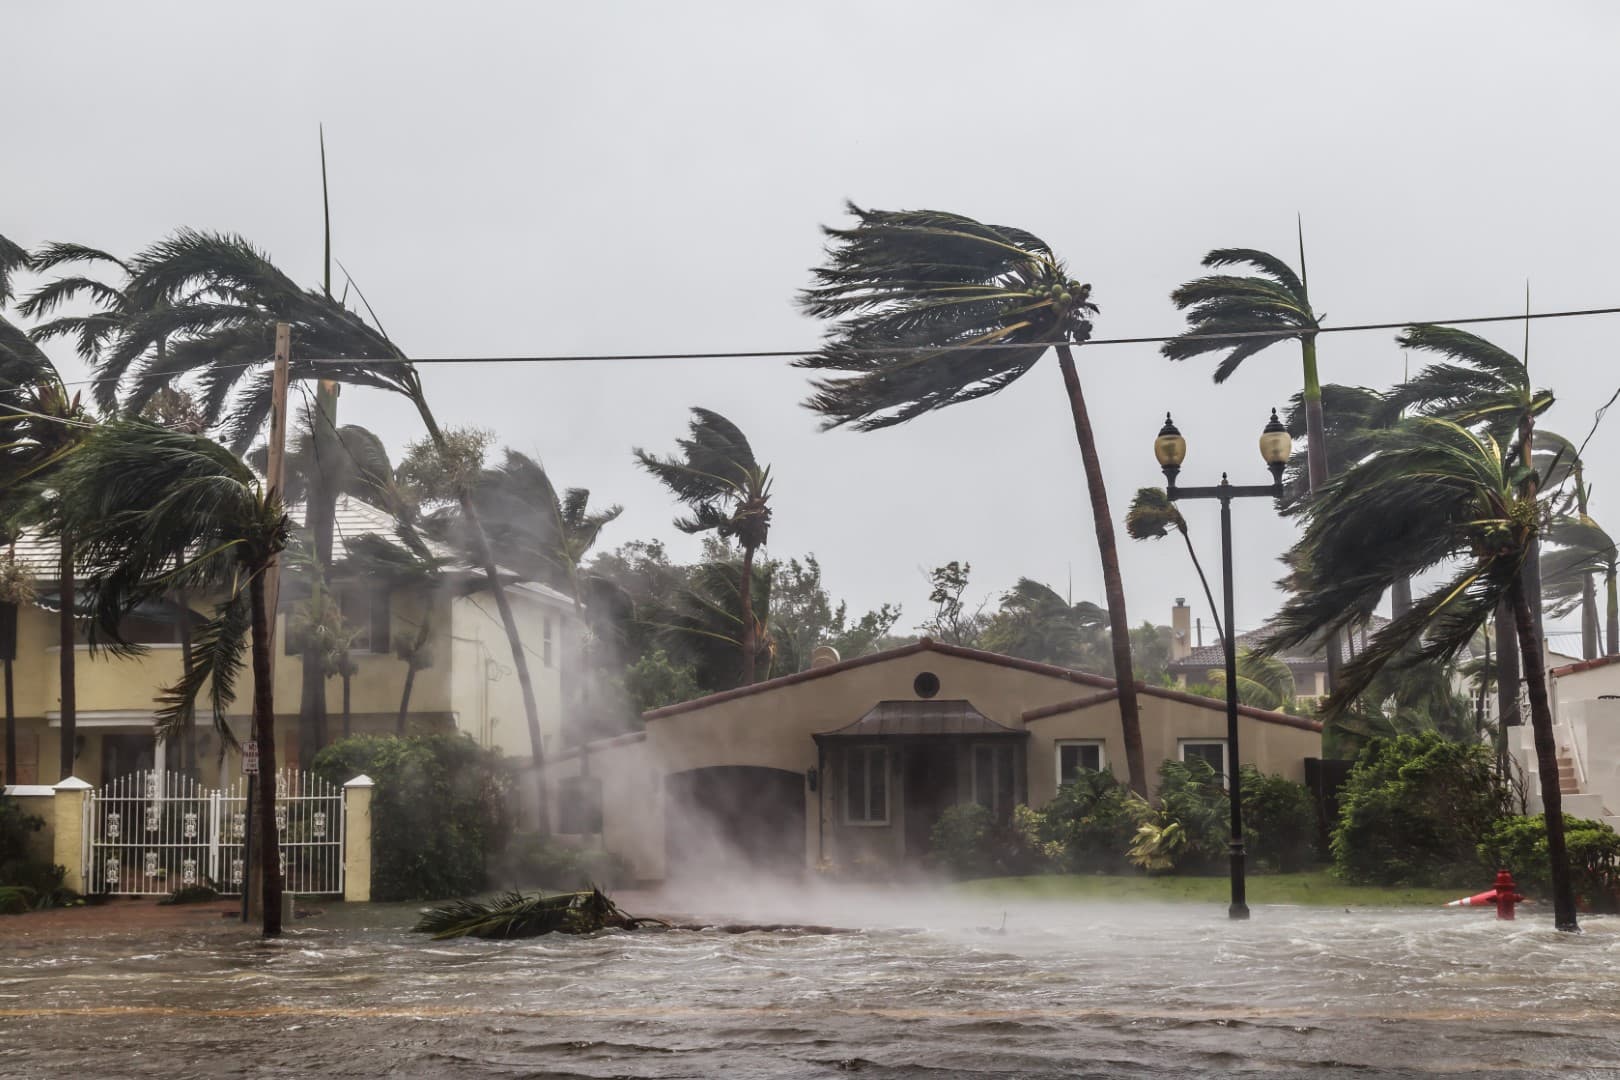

1493,869,1525,920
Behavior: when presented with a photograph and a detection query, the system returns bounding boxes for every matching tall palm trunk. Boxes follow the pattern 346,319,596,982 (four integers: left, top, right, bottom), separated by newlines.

1176,529,1224,645
739,542,757,685
397,609,432,735
410,401,549,830
1580,572,1600,660
250,571,283,937
58,533,75,780
177,589,195,776
1299,331,1345,696
1055,344,1146,796
1495,598,1521,731
1607,570,1618,656
1510,575,1578,931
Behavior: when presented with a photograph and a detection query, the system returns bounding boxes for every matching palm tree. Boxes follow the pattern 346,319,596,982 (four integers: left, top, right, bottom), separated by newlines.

1262,416,1579,931
1385,323,1557,741
0,235,94,781
53,420,290,936
103,230,555,829
1205,649,1295,711
635,409,772,686
1125,487,1224,646
1163,240,1326,488
796,205,1148,795
1543,514,1617,659
979,578,1109,670
650,558,777,690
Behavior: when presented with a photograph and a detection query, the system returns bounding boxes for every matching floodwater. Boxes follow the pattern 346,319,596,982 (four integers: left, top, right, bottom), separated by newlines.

1,891,1617,1079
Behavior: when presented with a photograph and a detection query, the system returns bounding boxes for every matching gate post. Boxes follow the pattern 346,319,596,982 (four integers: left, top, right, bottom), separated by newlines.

52,777,92,894
342,775,373,903
207,790,222,886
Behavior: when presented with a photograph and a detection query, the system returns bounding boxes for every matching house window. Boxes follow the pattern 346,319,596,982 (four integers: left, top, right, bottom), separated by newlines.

1056,740,1106,786
971,743,1016,818
543,617,554,668
844,746,889,825
338,586,392,654
1180,739,1228,782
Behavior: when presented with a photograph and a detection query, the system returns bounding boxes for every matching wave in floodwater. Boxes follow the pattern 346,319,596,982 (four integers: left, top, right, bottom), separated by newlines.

1,890,1617,1079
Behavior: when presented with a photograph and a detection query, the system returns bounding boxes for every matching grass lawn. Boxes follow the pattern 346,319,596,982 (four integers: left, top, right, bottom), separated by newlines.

955,870,1469,908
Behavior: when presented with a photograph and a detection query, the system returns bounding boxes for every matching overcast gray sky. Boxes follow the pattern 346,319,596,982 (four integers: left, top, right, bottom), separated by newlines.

9,1,1620,651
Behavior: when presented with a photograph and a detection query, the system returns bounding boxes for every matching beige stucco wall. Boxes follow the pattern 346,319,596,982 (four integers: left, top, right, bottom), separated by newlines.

544,646,1323,882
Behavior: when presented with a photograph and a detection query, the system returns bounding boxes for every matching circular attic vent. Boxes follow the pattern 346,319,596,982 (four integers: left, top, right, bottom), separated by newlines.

913,672,941,699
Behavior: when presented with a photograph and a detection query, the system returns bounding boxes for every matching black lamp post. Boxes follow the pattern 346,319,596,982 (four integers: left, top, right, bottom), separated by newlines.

1154,408,1292,920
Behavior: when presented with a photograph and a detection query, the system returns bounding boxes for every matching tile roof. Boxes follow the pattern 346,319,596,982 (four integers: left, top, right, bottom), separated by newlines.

814,699,1026,739
1169,616,1390,671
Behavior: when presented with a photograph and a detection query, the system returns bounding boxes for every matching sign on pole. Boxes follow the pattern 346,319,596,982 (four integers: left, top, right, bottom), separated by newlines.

243,740,260,776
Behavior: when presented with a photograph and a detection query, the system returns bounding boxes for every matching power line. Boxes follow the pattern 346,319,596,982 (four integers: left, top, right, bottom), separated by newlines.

306,304,1620,366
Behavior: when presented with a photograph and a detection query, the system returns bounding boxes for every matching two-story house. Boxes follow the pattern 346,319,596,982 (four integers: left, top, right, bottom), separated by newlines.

0,495,579,793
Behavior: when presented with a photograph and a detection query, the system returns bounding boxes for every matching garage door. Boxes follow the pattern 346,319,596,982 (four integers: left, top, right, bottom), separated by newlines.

664,766,807,879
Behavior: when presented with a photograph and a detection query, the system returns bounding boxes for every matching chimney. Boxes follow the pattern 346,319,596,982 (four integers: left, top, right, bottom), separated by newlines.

810,645,842,669
1171,598,1191,661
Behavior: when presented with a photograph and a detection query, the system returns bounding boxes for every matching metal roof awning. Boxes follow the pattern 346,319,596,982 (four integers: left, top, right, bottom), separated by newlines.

813,699,1027,742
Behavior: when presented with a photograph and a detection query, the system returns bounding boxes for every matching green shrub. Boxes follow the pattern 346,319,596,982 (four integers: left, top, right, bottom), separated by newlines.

495,833,634,891
1127,758,1228,874
1478,814,1620,912
930,804,997,878
0,797,69,912
312,734,514,901
1038,769,1138,872
1240,766,1319,872
1331,733,1508,887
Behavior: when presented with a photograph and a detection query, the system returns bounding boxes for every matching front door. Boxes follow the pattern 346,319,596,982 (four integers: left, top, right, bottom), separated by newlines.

101,733,155,786
903,744,958,858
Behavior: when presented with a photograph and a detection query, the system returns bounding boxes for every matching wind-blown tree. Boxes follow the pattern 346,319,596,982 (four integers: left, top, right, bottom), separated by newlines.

1163,241,1326,489
797,205,1149,795
635,409,773,686
102,231,555,830
979,578,1108,671
55,421,289,936
1125,487,1224,645
1543,515,1617,660
651,558,776,691
1261,417,1579,931
1204,649,1295,711
1384,324,1556,739
0,235,94,780
251,408,394,763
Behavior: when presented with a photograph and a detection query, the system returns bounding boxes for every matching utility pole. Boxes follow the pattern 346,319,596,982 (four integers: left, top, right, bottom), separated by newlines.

245,323,290,925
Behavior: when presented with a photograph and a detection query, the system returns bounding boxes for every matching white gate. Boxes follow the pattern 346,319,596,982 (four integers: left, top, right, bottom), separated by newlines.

82,769,345,897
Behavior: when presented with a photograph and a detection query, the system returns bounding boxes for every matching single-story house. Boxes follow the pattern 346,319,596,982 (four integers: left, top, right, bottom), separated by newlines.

542,638,1323,882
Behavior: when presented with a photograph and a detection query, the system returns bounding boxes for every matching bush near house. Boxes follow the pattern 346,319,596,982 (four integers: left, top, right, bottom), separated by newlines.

1478,814,1620,912
1127,759,1229,873
1241,766,1319,872
1331,733,1509,888
0,796,68,913
929,804,1057,878
312,734,514,901
1036,769,1138,873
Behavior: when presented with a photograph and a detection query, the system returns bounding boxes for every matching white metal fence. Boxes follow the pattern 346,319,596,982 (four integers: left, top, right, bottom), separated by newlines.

82,769,345,897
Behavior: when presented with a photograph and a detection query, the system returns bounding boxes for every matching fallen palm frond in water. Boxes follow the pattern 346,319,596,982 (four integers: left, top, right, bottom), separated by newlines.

413,888,668,940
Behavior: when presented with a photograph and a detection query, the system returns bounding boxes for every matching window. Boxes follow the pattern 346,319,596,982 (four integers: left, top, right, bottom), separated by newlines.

543,617,554,668
971,743,1016,818
1056,740,1106,786
1180,740,1228,782
339,586,392,654
913,671,940,699
844,746,889,825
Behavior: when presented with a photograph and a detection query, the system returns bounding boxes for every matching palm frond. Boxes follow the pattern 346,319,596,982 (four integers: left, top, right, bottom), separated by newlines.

413,888,629,940
155,591,252,742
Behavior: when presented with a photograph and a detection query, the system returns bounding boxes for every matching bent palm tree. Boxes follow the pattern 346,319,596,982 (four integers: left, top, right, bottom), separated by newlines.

1205,650,1295,710
649,558,776,690
1543,514,1617,659
797,205,1148,794
55,421,289,936
1125,487,1224,646
1261,417,1578,931
979,578,1108,670
105,230,554,829
635,409,772,686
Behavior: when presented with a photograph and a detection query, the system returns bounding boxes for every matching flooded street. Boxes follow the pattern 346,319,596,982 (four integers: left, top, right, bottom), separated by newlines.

1,894,1617,1079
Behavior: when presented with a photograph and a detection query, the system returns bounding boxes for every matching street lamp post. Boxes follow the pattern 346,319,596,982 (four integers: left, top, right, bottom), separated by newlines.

1153,408,1292,921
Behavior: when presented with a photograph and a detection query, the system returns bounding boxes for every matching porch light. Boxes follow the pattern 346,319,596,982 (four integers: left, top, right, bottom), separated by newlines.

1154,413,1186,480
1259,408,1291,482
